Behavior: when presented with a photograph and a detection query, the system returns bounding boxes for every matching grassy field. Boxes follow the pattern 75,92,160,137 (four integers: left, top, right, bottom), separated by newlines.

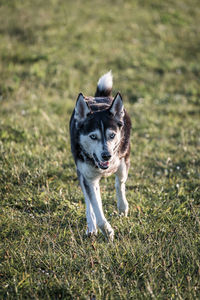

0,0,200,298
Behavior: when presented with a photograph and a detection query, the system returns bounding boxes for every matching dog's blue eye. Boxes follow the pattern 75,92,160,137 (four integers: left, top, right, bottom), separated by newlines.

110,133,116,139
90,134,97,140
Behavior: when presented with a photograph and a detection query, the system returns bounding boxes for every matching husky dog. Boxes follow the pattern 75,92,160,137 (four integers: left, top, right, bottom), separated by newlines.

70,71,131,241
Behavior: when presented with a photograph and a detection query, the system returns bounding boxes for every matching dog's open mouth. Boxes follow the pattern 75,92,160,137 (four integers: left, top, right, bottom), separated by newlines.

93,153,109,170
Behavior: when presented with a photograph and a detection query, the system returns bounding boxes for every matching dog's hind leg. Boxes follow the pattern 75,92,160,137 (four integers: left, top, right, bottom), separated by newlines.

79,174,114,241
115,158,129,216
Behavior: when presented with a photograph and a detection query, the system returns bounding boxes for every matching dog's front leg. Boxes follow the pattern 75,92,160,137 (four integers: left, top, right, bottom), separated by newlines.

115,158,129,216
78,172,97,236
79,174,114,241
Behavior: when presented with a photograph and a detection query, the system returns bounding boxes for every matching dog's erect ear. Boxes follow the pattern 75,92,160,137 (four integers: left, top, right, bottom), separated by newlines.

109,92,124,121
74,93,91,121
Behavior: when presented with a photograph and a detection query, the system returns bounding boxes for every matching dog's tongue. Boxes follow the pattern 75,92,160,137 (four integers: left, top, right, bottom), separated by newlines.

100,161,109,167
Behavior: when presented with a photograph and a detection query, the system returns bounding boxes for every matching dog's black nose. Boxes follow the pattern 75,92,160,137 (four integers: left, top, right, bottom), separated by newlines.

101,152,111,161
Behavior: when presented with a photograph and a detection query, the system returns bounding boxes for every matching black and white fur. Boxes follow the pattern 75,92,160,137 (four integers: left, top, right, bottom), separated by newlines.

70,71,131,241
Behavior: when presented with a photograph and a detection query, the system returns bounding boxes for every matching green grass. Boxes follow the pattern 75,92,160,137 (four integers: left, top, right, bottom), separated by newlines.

0,0,200,298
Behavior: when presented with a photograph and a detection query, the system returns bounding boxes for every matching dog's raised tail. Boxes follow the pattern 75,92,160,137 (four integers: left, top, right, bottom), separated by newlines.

95,71,113,97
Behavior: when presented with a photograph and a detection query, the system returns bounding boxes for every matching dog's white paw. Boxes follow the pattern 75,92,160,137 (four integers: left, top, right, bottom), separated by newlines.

118,204,129,217
99,222,114,242
86,227,98,237
119,208,128,217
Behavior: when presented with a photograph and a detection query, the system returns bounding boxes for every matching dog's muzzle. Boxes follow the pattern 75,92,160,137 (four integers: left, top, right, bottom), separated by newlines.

93,153,110,170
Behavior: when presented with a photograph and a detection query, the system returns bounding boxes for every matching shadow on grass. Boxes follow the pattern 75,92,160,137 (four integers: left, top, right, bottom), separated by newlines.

0,125,26,142
2,53,48,64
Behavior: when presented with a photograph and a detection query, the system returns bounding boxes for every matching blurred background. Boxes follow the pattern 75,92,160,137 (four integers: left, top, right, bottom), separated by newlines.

1,0,199,103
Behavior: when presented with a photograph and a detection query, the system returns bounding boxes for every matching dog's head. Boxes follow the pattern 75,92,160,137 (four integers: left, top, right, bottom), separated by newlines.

74,93,124,169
